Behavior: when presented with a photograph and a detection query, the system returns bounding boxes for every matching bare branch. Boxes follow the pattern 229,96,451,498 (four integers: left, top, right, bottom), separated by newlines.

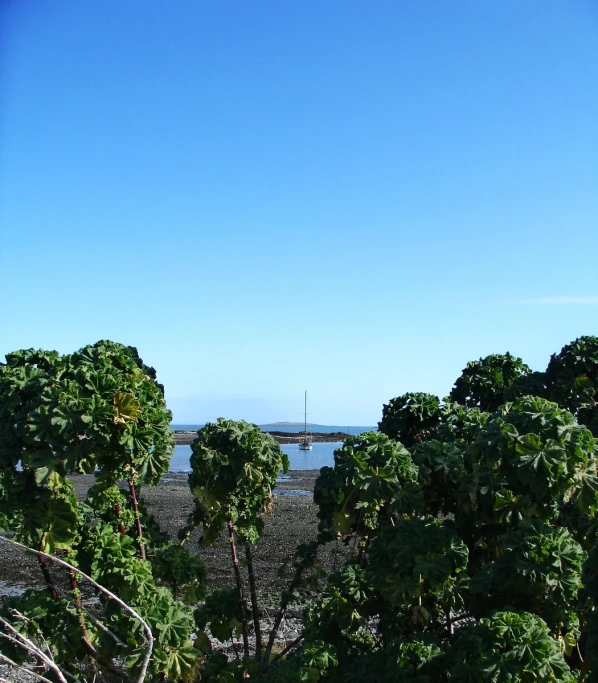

5,612,82,683
270,633,304,666
0,653,58,683
0,535,153,683
0,622,68,683
52,586,127,647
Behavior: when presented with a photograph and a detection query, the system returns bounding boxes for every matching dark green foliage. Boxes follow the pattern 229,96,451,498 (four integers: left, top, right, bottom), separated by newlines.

504,370,549,402
470,523,584,633
314,432,419,538
378,393,441,446
582,540,598,682
546,336,598,436
410,439,466,517
0,340,173,485
368,518,468,623
450,611,576,682
450,352,532,411
303,561,377,657
435,400,491,444
268,640,339,683
188,417,289,545
0,588,87,665
152,543,207,601
459,396,598,546
195,588,246,644
0,341,200,681
383,635,448,683
292,640,339,682
302,392,596,681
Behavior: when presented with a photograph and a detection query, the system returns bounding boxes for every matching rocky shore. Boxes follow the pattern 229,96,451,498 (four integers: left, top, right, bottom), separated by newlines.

1,469,342,678
0,468,341,603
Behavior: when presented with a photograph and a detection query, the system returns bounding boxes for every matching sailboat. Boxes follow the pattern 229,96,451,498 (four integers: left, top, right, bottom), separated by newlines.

298,390,313,451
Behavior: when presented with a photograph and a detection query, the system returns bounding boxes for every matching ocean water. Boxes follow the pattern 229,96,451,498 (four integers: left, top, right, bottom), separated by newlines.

169,441,342,473
172,423,377,435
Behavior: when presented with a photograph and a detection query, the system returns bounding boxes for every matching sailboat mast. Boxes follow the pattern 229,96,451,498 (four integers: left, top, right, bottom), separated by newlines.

304,390,307,434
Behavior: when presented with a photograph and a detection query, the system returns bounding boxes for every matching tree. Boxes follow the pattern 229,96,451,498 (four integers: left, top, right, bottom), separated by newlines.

546,336,598,436
314,432,419,545
188,418,290,664
582,539,598,682
294,396,597,681
378,392,440,447
504,369,549,402
0,341,201,681
450,352,532,411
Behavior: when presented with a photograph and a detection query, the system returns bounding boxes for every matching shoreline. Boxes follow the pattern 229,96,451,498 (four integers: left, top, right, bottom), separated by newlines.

174,430,350,445
0,469,337,676
0,470,331,599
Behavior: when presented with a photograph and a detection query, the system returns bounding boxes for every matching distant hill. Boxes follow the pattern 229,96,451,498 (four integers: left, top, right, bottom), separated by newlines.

270,421,323,426
260,423,377,435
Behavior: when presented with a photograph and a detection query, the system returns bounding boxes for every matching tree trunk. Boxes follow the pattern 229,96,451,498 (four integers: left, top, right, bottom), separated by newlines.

227,507,250,657
37,554,58,600
114,503,127,536
127,479,146,559
245,543,262,661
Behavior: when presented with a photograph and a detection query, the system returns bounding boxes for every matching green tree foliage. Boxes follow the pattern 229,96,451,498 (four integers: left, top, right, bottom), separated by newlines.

450,352,532,411
188,418,289,545
450,611,576,683
378,392,441,446
503,369,549,402
314,432,419,541
546,336,598,436
3,336,598,682
0,341,202,681
298,396,597,682
188,418,290,663
582,540,598,682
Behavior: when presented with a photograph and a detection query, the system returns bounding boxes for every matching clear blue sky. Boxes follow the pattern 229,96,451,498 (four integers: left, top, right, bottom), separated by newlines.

1,1,596,425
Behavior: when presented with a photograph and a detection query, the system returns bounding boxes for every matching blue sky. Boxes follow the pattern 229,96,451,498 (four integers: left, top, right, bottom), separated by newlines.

1,1,596,425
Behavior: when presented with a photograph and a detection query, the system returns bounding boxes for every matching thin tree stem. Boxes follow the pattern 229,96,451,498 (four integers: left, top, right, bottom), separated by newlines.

357,533,370,566
263,557,310,666
127,479,146,559
245,543,262,661
68,568,95,652
226,508,249,658
0,618,68,683
0,536,153,683
37,554,58,600
270,633,304,666
114,503,127,536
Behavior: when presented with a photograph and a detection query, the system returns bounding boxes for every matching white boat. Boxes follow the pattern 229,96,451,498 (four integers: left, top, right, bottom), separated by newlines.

298,391,313,450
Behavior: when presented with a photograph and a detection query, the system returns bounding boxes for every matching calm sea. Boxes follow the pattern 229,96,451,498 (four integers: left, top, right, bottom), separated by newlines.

169,441,343,473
